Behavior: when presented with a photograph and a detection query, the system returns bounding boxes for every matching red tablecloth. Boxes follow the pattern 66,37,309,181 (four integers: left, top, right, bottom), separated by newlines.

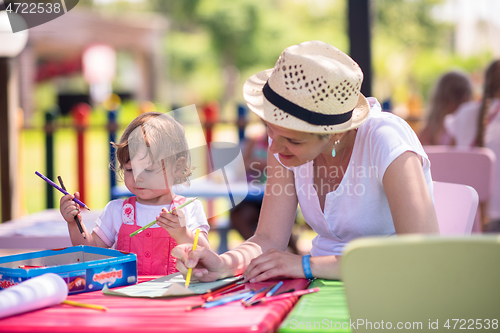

0,276,310,333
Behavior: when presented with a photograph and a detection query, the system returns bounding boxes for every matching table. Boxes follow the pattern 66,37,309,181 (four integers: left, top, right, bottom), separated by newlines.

0,209,101,250
278,279,351,333
0,276,311,333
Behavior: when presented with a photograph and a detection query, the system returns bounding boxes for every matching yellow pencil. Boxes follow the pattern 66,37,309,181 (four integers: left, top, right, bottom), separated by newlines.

62,300,108,311
185,228,200,288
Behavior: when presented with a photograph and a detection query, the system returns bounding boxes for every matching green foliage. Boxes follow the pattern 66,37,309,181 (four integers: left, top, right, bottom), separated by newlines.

375,0,450,49
150,0,347,103
371,0,493,108
195,0,260,68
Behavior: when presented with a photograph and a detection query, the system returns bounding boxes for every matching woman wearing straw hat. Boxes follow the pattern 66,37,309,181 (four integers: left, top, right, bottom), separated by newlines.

173,41,439,282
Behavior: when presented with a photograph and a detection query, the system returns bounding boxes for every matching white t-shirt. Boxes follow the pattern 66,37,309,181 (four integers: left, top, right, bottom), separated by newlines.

444,98,500,219
276,98,433,256
93,197,209,248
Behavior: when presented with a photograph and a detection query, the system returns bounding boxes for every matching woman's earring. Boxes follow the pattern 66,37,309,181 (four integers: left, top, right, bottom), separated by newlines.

331,139,340,157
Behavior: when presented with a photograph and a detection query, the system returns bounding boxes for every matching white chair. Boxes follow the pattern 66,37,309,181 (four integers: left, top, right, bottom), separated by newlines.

433,181,478,235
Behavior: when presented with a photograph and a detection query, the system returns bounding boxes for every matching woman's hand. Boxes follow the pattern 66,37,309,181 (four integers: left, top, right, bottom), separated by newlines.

60,192,81,224
171,244,225,282
243,248,305,283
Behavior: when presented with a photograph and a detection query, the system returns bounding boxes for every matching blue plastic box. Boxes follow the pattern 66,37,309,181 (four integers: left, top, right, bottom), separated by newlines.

0,245,137,294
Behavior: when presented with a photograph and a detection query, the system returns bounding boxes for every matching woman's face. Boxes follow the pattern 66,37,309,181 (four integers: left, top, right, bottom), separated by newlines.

266,122,333,167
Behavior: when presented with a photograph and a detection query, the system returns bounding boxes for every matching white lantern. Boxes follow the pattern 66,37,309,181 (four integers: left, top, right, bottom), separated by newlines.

0,11,29,57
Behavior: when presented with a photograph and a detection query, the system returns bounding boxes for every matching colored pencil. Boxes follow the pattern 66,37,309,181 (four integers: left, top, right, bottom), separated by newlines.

185,303,204,311
205,286,250,303
58,176,86,239
203,290,255,309
129,197,198,237
205,284,245,302
266,281,283,297
274,288,295,296
260,287,320,303
18,265,46,269
184,228,200,288
186,290,255,311
242,286,272,306
62,300,108,311
202,276,245,300
35,171,90,211
245,288,296,306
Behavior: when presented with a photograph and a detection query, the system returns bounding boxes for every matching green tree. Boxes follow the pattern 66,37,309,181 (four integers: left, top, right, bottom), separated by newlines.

150,0,346,108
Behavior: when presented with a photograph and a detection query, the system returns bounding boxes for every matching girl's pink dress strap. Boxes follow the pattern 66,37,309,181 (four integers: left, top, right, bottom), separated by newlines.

116,196,183,275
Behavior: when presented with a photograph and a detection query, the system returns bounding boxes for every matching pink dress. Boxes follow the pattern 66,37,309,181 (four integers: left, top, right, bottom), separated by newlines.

116,195,186,275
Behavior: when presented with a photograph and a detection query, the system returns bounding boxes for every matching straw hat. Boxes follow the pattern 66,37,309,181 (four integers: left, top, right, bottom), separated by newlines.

243,40,370,133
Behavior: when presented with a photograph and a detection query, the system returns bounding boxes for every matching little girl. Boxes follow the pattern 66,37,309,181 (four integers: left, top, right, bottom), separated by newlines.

60,112,210,275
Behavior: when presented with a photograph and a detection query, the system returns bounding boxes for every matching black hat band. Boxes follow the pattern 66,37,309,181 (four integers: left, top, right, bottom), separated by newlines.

263,81,353,126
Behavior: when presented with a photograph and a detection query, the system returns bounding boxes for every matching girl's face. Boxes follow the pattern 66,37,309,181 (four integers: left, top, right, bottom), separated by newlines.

123,154,175,205
266,122,333,167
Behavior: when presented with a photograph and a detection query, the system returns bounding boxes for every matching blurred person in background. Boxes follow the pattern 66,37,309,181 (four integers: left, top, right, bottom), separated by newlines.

445,60,500,232
419,71,473,146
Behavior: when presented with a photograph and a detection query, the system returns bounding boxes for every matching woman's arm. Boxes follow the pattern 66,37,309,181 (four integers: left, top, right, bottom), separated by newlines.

243,151,439,282
172,152,298,281
383,151,439,233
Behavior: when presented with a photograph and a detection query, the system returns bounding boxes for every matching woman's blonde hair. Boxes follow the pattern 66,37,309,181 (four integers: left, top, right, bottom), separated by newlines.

113,112,192,185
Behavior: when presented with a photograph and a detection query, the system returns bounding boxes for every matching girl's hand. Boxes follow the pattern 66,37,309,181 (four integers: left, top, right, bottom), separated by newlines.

171,244,224,282
60,192,81,224
243,248,305,283
156,208,189,242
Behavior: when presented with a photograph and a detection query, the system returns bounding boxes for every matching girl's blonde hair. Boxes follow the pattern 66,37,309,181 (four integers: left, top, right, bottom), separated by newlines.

475,60,500,147
113,112,192,186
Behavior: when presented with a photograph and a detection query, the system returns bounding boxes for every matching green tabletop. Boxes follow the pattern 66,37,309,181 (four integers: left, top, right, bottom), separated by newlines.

278,279,351,332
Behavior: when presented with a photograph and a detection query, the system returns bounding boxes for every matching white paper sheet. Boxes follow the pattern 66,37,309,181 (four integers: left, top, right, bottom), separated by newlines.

102,272,242,298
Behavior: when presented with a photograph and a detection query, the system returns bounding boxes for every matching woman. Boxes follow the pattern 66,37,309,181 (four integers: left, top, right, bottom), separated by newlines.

173,41,438,282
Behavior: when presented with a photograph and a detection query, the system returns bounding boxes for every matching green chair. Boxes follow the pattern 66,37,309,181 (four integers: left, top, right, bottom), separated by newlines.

342,235,500,332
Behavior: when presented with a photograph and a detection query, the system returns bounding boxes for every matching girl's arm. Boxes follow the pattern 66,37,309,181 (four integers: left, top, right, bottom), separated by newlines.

172,152,298,281
60,193,109,248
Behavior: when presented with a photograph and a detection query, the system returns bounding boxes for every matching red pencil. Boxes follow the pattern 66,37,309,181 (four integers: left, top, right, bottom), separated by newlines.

259,287,320,303
205,284,246,302
202,276,245,300
207,287,251,303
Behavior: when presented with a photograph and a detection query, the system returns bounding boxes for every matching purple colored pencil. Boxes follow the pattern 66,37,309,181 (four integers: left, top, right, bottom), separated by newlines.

58,176,86,239
35,171,90,210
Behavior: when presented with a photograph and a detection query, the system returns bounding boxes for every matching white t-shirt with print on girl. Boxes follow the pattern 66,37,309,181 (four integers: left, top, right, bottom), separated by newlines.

93,197,209,248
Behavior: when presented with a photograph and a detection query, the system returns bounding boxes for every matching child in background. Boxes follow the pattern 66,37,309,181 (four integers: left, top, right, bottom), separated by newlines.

445,60,500,231
60,112,210,275
418,71,473,145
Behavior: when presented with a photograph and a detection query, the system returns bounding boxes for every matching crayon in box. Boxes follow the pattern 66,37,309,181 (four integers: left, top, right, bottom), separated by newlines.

0,245,137,294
